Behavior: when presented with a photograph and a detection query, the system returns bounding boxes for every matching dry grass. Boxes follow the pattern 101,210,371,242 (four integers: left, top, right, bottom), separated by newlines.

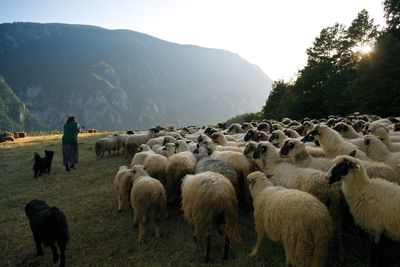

0,133,389,266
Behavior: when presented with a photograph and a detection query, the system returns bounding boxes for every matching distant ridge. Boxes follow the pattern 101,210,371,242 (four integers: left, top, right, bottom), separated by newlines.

0,22,272,131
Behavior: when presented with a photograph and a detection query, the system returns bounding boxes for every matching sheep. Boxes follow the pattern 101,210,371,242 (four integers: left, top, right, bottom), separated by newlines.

332,122,362,139
243,141,261,171
130,145,155,167
280,139,333,171
247,171,332,267
241,122,254,132
95,136,118,158
326,155,400,265
129,165,167,242
303,121,316,133
226,123,244,134
125,128,159,159
283,128,301,138
201,139,244,153
269,130,287,148
181,171,241,262
165,150,197,205
152,144,167,156
143,154,168,186
211,132,246,147
257,122,271,133
146,136,176,148
281,139,400,184
307,124,369,160
364,135,400,173
365,122,400,151
194,145,239,195
113,166,133,211
253,141,343,259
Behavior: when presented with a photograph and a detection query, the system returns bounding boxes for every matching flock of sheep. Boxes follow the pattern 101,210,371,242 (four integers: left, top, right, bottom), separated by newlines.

95,113,400,266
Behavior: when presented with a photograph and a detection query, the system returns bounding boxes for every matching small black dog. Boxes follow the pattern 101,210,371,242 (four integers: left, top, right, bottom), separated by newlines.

25,199,69,267
33,150,54,178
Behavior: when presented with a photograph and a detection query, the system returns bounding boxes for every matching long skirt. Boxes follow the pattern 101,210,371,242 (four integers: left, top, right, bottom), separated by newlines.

62,144,78,166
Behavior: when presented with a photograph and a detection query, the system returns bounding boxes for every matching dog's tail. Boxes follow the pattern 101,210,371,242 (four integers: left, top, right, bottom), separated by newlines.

48,207,70,244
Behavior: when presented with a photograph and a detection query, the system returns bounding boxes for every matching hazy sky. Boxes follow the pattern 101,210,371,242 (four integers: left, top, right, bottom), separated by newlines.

1,0,385,80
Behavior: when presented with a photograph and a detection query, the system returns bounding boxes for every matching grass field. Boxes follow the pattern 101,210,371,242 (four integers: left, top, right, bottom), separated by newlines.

0,133,395,266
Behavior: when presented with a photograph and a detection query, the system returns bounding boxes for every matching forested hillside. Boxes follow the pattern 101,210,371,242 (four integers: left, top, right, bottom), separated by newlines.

262,0,400,120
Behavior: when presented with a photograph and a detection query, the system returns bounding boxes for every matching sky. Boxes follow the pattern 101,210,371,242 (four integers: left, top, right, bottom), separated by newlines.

0,0,386,81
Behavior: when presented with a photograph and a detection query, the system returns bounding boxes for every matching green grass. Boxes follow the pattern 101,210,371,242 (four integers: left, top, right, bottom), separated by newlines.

0,133,379,266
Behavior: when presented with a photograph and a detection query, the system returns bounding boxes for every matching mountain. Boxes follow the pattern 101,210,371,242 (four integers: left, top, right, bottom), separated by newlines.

0,76,46,131
0,22,272,131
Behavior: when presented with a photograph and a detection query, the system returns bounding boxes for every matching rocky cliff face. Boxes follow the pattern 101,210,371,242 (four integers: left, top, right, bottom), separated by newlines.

0,22,272,130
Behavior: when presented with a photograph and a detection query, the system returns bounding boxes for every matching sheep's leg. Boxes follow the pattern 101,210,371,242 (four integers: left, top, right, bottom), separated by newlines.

50,244,59,263
155,223,161,240
222,236,230,260
59,242,66,267
204,234,211,263
138,218,146,243
133,211,138,228
250,230,264,257
117,194,123,212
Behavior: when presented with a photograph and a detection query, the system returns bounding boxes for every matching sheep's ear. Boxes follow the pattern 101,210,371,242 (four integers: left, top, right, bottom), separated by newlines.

349,150,356,157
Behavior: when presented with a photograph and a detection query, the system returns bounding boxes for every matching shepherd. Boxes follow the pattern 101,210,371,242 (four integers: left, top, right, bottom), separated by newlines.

62,115,79,171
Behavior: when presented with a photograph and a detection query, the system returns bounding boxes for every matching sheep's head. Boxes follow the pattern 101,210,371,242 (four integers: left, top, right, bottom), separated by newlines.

131,165,148,178
307,125,324,139
244,129,257,142
253,141,276,160
247,171,273,196
244,141,257,159
280,139,304,158
163,143,176,157
332,122,349,133
326,153,362,184
363,135,385,151
257,122,270,133
211,132,221,144
302,121,315,132
269,130,284,147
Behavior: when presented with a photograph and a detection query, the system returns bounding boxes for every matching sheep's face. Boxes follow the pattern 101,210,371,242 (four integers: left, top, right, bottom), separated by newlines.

131,165,148,178
257,123,270,133
302,121,314,132
332,122,348,134
307,125,323,140
211,132,221,144
280,139,302,158
244,129,257,142
253,142,273,160
326,156,361,184
283,129,294,138
363,135,385,151
244,141,257,159
269,131,284,147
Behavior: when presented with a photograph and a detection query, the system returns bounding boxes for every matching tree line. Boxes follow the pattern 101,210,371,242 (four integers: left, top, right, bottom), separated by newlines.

261,0,400,121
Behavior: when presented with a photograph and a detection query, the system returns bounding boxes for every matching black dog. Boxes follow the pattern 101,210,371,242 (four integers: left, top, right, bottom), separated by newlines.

25,199,69,267
33,150,54,178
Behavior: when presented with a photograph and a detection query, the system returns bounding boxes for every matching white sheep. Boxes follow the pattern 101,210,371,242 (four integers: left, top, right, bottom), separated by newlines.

125,128,159,159
327,155,400,245
364,135,400,173
181,171,241,262
307,124,369,160
281,139,400,184
247,171,332,267
113,166,133,211
143,154,168,186
366,122,400,152
211,132,246,147
95,136,118,158
130,145,155,167
165,150,197,204
130,165,167,242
